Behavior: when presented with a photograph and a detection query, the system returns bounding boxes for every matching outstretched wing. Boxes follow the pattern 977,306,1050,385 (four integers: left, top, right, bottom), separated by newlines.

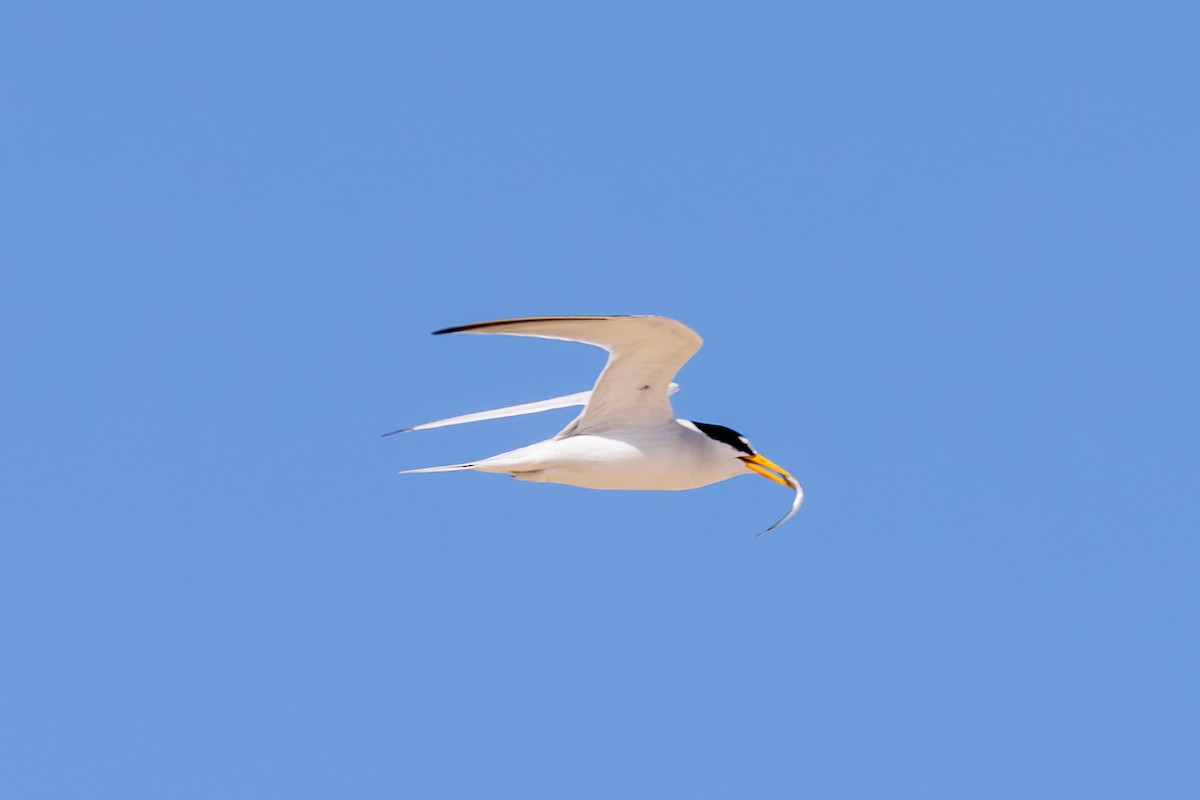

383,390,592,436
433,315,702,431
384,384,681,436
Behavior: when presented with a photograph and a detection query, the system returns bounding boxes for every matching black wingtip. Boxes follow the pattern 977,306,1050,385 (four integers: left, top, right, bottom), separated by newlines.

433,321,499,335
432,316,618,336
381,427,413,437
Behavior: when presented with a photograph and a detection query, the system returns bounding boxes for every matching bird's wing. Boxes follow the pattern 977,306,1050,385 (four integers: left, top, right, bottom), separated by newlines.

383,390,590,436
434,316,702,431
384,383,680,436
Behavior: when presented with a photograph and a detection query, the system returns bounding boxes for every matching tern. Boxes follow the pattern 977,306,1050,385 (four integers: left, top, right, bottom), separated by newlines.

388,315,803,533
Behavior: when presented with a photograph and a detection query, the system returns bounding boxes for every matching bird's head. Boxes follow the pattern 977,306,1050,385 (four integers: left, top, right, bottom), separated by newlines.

691,421,804,533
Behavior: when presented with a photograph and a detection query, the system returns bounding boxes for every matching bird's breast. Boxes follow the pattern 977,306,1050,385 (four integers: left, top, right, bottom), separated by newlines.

491,427,740,491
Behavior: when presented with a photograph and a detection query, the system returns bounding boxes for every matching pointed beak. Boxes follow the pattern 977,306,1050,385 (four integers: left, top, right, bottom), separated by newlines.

740,453,805,534
740,453,797,490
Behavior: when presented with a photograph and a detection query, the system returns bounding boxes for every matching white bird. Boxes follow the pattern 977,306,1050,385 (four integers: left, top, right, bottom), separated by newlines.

388,315,803,533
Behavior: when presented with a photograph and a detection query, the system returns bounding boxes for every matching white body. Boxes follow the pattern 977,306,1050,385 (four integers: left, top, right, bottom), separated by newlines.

470,420,749,491
394,316,803,532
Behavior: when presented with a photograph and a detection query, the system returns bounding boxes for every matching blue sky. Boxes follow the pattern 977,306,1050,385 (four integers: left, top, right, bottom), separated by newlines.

2,2,1197,797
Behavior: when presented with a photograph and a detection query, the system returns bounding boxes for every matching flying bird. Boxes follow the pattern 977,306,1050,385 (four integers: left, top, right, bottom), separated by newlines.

387,315,803,533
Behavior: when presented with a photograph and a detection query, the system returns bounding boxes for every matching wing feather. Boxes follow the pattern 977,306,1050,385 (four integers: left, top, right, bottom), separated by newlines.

433,315,701,430
383,390,592,435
